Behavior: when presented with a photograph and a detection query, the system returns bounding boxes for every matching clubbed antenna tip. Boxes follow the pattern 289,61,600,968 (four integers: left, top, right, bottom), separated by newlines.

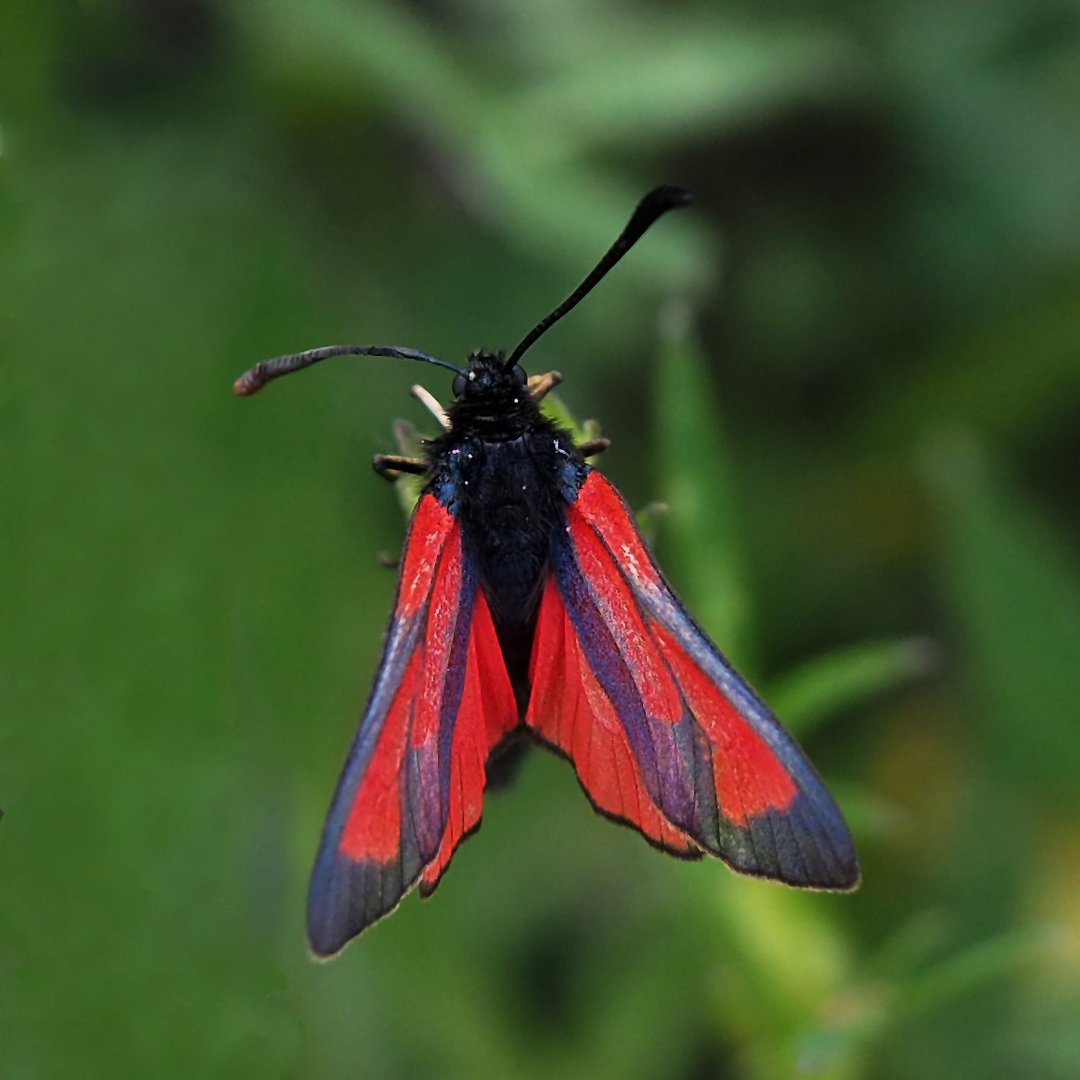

233,345,464,396
506,185,693,369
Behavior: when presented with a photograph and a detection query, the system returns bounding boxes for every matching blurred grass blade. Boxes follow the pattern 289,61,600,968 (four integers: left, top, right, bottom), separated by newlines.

768,637,937,737
893,924,1063,1021
863,290,1080,456
654,301,753,660
513,25,858,151
926,432,1080,803
796,925,1061,1071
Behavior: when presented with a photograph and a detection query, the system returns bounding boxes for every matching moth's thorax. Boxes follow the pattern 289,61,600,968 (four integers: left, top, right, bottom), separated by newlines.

426,425,585,561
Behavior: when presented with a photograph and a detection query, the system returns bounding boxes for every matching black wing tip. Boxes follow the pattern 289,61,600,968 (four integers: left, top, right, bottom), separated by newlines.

721,800,861,892
721,857,861,893
306,850,413,959
817,839,861,892
305,877,363,959
306,891,354,959
307,920,350,961
756,850,861,892
827,849,862,892
691,828,860,892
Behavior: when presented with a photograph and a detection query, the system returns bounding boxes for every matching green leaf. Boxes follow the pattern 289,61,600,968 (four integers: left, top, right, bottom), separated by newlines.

893,924,1060,1022
768,637,937,737
633,501,669,549
389,419,429,518
539,388,598,446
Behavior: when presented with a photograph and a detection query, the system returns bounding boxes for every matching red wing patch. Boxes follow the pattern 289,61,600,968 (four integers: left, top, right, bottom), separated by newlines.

307,495,518,956
527,577,701,856
651,621,797,827
527,471,859,889
419,589,517,893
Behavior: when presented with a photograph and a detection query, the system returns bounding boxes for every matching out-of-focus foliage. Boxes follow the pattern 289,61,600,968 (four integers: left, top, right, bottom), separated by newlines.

2,1,1078,1077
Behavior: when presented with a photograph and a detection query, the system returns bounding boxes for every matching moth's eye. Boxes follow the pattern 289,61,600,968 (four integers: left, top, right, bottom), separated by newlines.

452,372,467,398
511,365,527,386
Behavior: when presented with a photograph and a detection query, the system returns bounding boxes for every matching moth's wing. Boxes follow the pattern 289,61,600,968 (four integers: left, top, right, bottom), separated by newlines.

526,472,859,889
307,494,518,956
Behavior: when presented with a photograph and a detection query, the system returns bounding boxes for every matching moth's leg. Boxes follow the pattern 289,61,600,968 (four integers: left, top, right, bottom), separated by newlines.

528,370,563,402
373,454,427,481
576,437,611,458
410,384,450,430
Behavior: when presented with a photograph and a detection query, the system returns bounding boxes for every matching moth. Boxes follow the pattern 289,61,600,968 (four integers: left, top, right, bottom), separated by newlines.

236,186,859,957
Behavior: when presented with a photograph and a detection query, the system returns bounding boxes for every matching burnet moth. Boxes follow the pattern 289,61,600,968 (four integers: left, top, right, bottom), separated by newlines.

236,186,859,958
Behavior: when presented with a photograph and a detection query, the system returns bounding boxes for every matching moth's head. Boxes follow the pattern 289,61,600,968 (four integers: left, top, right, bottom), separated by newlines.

451,350,528,403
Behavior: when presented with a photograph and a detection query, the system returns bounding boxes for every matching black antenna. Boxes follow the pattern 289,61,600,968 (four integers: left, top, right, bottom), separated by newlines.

506,185,693,370
234,345,464,397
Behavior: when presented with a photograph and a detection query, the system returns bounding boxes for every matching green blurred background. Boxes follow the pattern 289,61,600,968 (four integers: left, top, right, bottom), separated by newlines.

3,2,1079,1077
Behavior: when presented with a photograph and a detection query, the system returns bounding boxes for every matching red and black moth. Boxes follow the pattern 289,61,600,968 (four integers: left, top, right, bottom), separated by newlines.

236,186,859,958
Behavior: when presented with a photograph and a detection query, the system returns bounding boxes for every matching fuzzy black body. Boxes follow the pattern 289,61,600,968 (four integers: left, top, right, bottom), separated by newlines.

423,351,588,710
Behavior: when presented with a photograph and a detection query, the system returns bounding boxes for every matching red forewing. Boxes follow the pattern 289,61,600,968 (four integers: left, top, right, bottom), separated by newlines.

307,494,517,957
526,471,859,890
